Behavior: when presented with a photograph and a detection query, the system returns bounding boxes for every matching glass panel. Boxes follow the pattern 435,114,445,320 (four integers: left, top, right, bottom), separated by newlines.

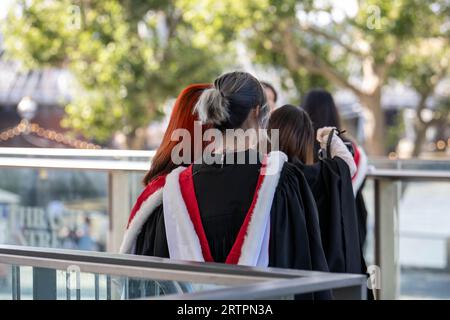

0,168,108,251
364,178,450,299
0,263,232,300
0,264,12,300
398,181,450,300
120,278,228,299
129,171,146,203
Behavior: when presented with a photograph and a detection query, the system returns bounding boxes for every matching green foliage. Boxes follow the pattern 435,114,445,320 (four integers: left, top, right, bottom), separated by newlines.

393,40,450,95
178,0,450,154
3,0,450,152
2,0,224,144
179,0,331,99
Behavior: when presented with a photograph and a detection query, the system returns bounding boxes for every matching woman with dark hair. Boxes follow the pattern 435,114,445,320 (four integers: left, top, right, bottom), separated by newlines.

261,81,278,112
266,105,315,165
268,105,366,277
302,89,369,253
302,89,341,147
122,72,330,299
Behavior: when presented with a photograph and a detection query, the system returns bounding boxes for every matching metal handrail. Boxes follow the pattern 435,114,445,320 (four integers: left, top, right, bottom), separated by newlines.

370,157,450,165
366,168,450,181
0,157,149,172
0,147,155,158
0,148,445,164
0,151,449,179
155,276,364,300
0,245,366,300
0,245,362,282
0,245,292,284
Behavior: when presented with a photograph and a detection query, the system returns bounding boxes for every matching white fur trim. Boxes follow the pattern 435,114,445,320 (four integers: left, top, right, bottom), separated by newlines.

352,147,368,195
163,167,205,262
331,137,357,177
255,217,271,267
119,189,163,254
237,151,287,266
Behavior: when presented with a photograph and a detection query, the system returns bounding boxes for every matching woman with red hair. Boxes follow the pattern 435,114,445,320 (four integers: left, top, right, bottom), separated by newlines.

143,84,211,185
120,84,210,255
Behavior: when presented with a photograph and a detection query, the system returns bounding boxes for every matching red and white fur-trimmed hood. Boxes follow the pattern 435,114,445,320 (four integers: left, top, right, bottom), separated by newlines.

163,151,287,267
119,150,288,265
119,175,166,254
351,144,368,195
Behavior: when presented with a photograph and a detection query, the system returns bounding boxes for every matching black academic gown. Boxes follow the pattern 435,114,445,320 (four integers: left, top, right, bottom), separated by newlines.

133,150,331,300
297,158,374,300
296,158,365,274
312,141,369,259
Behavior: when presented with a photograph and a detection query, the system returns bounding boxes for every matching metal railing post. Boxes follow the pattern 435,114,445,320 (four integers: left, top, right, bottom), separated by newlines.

11,265,20,300
106,275,112,300
33,267,57,300
374,179,400,300
95,274,100,300
66,272,71,300
108,171,131,253
447,237,450,272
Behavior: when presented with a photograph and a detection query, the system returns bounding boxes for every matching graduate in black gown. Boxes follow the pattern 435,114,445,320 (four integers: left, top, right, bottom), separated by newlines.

268,105,373,299
302,89,369,251
268,105,367,274
121,72,331,299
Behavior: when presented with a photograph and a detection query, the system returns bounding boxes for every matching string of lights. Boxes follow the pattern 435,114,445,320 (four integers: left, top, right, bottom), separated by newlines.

0,120,102,149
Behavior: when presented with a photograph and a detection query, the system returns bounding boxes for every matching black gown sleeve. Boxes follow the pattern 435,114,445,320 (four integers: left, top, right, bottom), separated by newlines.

134,204,169,258
355,181,368,248
128,204,170,298
299,158,364,274
324,157,364,274
269,163,332,300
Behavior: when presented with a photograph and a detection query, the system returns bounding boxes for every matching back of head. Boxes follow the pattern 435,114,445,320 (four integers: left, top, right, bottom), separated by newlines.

143,83,211,185
301,89,342,134
194,71,268,130
260,81,278,103
261,81,278,112
268,104,314,165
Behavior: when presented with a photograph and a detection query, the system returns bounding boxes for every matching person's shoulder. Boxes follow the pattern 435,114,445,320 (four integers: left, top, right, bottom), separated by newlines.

146,174,167,191
277,161,310,189
264,151,292,178
121,174,167,254
281,161,301,176
127,174,167,226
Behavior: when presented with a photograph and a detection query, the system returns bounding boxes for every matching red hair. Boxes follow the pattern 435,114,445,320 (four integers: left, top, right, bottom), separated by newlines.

143,84,211,185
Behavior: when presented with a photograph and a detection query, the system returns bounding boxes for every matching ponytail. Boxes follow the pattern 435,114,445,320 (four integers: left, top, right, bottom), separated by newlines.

194,71,267,130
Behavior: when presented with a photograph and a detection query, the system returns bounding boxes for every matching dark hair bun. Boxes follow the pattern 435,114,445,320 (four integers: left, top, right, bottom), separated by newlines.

194,71,267,130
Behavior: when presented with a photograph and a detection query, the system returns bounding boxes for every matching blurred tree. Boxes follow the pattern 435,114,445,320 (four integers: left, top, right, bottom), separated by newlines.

179,0,450,155
2,0,224,148
393,40,450,156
